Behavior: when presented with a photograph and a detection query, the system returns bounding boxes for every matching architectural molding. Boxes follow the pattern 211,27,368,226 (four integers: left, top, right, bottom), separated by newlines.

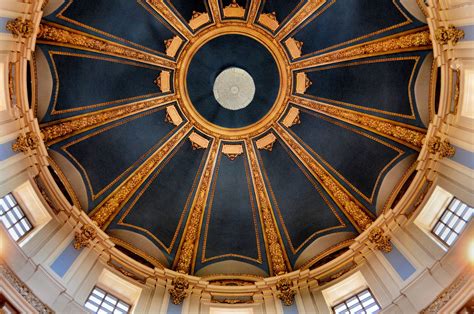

275,0,325,41
147,0,193,39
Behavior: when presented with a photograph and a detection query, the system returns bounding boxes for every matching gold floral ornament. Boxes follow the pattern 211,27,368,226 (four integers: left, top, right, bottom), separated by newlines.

276,278,296,306
6,18,34,38
73,224,97,250
169,276,189,305
427,136,455,158
435,25,465,45
12,132,40,153
367,227,392,253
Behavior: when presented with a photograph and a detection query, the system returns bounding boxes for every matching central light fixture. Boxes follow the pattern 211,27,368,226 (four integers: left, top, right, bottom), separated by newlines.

213,67,255,111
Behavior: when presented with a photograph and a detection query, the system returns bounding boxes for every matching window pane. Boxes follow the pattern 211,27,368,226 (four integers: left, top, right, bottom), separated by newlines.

85,287,130,314
333,290,379,314
0,194,33,242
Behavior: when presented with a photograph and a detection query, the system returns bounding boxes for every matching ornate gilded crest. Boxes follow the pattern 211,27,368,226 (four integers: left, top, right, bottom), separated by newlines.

368,227,392,253
12,132,40,153
169,276,189,305
427,136,456,158
435,25,464,45
276,278,296,306
73,224,97,250
6,18,34,38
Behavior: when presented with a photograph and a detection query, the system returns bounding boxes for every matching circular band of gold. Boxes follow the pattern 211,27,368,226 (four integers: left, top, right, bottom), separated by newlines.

176,22,290,140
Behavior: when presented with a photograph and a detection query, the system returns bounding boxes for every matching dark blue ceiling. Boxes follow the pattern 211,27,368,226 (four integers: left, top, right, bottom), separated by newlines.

36,0,431,275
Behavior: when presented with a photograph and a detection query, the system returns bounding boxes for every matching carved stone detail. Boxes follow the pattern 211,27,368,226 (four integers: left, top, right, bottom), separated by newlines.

73,224,97,250
435,25,465,45
0,263,53,313
293,30,431,69
276,278,296,306
427,136,455,158
12,132,40,153
367,227,392,253
290,96,426,148
41,96,175,145
169,276,189,305
176,141,218,273
91,124,191,228
6,18,34,38
246,139,288,275
276,125,373,231
37,23,174,67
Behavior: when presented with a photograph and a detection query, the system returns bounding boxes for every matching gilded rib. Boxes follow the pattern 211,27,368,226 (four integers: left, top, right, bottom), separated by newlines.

291,29,432,69
37,23,175,68
90,124,191,228
147,0,194,39
41,96,175,145
275,124,373,232
290,96,426,149
275,0,325,41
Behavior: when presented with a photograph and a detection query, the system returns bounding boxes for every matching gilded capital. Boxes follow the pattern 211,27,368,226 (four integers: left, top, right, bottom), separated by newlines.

169,276,189,305
427,136,455,158
276,278,296,306
6,18,34,38
73,224,97,250
435,25,464,45
367,227,392,253
12,132,40,153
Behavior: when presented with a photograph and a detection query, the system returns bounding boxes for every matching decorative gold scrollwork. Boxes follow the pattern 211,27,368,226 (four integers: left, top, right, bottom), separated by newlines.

427,136,455,158
73,224,97,250
276,278,296,306
435,25,464,45
367,227,392,253
6,18,34,38
169,276,189,305
12,132,40,153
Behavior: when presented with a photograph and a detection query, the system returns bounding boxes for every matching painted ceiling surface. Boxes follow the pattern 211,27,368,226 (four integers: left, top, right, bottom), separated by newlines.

34,0,435,277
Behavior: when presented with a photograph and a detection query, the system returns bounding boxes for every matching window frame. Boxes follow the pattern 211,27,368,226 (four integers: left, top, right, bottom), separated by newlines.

84,286,131,314
0,193,33,242
332,288,381,314
431,197,472,248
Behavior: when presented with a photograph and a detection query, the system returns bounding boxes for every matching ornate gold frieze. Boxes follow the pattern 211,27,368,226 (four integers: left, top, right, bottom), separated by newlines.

275,125,373,231
435,25,465,45
285,37,304,59
189,11,210,30
289,96,426,149
90,124,191,228
165,105,183,126
246,0,260,24
175,141,218,273
6,18,34,38
41,96,175,145
275,0,325,41
295,72,312,94
169,276,189,304
292,30,431,69
73,224,97,250
37,23,174,68
222,144,244,160
12,132,41,153
282,107,301,128
256,133,277,151
208,0,222,23
246,139,288,275
276,278,296,306
224,0,245,19
147,0,193,39
427,136,455,158
367,227,392,253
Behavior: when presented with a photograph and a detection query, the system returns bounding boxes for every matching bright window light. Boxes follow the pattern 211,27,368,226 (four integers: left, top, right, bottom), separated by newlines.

432,198,473,247
0,193,32,241
333,289,380,314
84,286,130,314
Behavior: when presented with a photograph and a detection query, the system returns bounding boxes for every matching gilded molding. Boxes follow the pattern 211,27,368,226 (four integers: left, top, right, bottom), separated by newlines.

246,139,288,275
427,136,455,158
292,29,431,69
295,72,311,94
222,144,244,160
147,0,193,39
282,107,301,128
275,124,373,231
12,132,41,153
189,11,211,30
285,37,304,59
435,25,465,46
41,96,175,145
189,132,210,150
0,263,53,314
208,0,222,24
165,105,183,126
367,227,392,253
276,278,296,306
420,271,469,314
175,140,218,273
289,96,426,149
258,12,279,31
256,133,277,151
224,0,245,19
90,124,191,228
164,36,183,58
37,23,175,68
155,71,171,92
246,0,260,24
169,276,189,304
276,0,325,41
73,224,97,250
6,18,34,38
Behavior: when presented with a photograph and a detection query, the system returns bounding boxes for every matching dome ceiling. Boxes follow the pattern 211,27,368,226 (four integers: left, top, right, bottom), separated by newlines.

33,0,434,277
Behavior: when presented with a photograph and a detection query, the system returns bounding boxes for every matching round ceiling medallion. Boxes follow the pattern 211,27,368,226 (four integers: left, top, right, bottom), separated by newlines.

213,67,255,111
